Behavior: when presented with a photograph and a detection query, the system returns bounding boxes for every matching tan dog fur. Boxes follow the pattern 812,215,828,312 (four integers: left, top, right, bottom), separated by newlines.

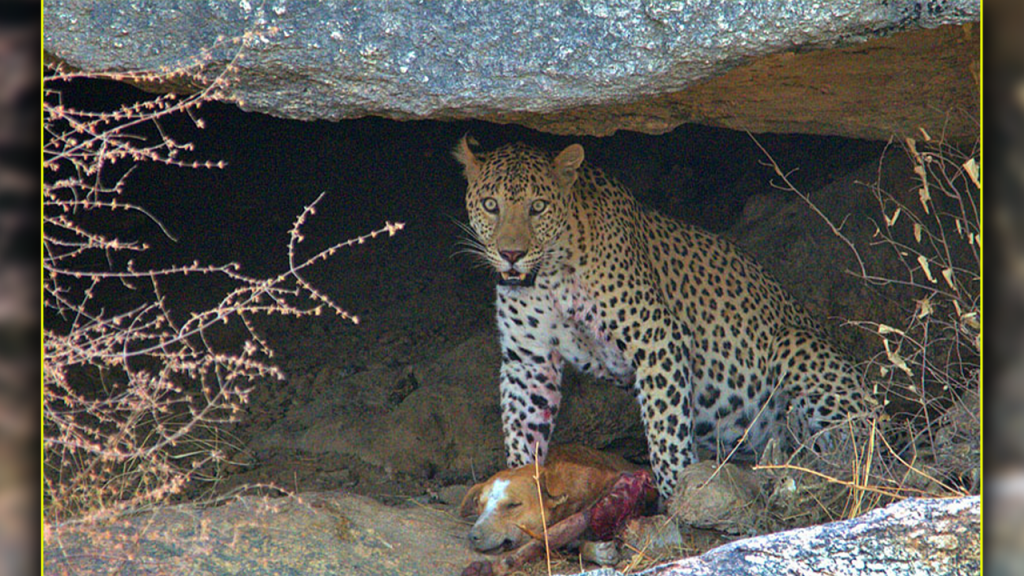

458,444,641,553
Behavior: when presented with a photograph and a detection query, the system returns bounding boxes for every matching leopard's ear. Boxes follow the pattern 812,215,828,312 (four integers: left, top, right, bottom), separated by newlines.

553,144,584,188
453,135,482,181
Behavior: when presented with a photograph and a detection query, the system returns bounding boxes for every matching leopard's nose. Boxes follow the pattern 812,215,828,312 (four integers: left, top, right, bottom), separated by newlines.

499,250,526,264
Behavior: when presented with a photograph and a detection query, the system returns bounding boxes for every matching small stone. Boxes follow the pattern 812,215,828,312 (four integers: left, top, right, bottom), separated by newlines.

621,514,684,553
437,484,470,506
668,461,765,534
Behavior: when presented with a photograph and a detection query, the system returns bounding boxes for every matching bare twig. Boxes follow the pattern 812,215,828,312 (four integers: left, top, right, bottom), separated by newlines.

43,39,404,524
531,442,553,576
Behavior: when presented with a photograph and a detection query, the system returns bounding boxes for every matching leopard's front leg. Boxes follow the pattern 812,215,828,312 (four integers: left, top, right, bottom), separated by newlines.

496,290,564,468
626,316,698,499
499,346,563,467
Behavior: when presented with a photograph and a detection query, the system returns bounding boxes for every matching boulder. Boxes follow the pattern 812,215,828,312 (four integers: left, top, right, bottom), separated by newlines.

616,496,979,576
43,0,979,141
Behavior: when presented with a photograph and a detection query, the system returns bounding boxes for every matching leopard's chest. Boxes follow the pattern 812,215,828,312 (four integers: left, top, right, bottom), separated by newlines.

547,275,634,383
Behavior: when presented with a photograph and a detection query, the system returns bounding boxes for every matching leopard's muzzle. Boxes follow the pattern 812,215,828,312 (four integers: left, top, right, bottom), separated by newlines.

497,268,539,287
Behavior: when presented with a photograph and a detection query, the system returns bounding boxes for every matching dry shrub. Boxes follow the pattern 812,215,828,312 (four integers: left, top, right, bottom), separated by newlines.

849,135,979,474
749,130,979,530
43,59,403,526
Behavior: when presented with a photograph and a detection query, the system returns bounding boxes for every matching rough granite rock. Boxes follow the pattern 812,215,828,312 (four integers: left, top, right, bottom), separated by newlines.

44,492,493,576
43,0,979,140
597,496,980,576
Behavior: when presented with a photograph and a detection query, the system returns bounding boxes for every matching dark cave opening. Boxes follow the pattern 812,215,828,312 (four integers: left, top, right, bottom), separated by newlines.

50,75,964,508
53,77,886,279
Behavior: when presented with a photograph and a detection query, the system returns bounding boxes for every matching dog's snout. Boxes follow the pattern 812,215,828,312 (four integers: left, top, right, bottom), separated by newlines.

468,522,513,553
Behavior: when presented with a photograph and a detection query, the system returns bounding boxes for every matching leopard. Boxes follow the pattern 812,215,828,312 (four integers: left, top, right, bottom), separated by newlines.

454,137,878,499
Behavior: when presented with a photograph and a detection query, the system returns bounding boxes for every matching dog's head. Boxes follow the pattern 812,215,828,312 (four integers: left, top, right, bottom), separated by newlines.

458,464,572,553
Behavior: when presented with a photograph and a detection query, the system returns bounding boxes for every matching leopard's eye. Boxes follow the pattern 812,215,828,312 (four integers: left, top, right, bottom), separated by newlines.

529,199,549,216
481,197,499,214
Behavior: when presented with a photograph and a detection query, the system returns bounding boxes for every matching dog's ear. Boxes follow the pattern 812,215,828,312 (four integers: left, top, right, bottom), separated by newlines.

458,482,485,518
538,469,569,508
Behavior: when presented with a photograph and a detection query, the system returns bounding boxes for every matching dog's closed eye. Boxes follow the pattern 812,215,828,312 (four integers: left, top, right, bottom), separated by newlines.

504,501,521,509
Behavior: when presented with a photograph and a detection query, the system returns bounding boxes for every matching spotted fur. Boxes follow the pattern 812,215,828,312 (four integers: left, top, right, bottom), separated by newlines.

454,138,878,498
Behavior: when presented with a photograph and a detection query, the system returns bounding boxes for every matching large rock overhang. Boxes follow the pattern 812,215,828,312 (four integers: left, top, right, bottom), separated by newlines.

43,0,979,142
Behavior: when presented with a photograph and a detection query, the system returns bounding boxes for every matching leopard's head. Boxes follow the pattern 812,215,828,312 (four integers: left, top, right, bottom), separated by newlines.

454,137,583,288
